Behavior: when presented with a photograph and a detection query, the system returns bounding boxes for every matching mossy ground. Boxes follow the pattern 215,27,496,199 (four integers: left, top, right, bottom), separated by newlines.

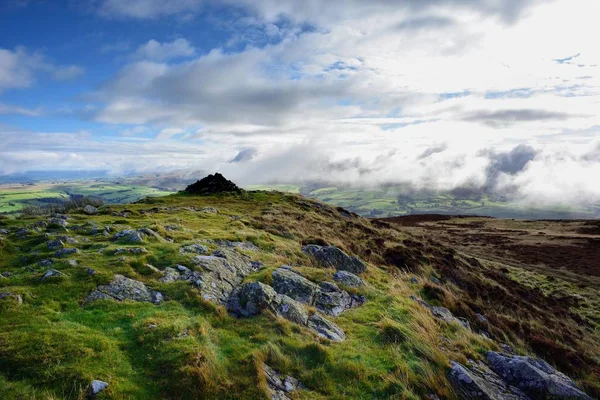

0,191,552,399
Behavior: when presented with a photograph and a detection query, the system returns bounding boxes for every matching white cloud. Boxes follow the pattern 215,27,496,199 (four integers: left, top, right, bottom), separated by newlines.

131,39,195,61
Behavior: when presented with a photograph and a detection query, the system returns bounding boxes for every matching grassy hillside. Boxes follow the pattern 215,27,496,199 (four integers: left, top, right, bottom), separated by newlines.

0,190,597,399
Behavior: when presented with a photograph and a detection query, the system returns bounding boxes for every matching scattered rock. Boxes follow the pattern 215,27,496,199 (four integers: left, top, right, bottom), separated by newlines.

409,276,419,284
430,276,442,285
302,245,367,274
0,228,9,234
85,274,163,304
263,363,304,400
86,268,97,276
15,228,30,238
86,380,108,399
486,351,592,399
54,248,79,257
185,173,241,195
199,207,219,213
476,313,488,324
67,259,78,267
159,267,182,283
333,270,365,287
202,239,259,251
180,244,209,255
47,239,65,250
41,269,66,281
449,360,529,400
48,218,68,228
83,205,98,215
307,313,346,342
413,297,471,329
39,259,54,267
0,292,23,306
114,247,148,255
113,229,144,243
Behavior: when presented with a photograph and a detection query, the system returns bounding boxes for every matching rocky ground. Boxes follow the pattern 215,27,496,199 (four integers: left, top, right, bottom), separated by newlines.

0,183,597,399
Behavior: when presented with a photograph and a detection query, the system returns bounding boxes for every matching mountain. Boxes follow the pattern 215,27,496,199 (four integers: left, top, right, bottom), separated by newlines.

0,176,597,399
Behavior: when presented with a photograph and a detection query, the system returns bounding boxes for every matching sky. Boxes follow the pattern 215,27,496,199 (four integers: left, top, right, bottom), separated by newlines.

1,0,600,206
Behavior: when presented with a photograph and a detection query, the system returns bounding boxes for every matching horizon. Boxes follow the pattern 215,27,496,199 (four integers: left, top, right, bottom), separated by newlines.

1,0,600,209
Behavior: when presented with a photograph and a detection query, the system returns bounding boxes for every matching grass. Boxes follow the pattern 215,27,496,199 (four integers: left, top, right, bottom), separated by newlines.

0,190,595,398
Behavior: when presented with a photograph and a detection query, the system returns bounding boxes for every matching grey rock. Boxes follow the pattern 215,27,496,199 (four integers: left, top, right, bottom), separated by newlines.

476,313,488,324
263,363,304,400
15,228,30,238
333,270,365,287
0,229,9,234
409,276,420,284
272,267,318,305
486,351,592,399
203,239,259,251
314,281,365,317
449,360,530,400
41,269,66,281
48,218,68,228
85,274,163,304
307,313,346,342
199,207,219,213
86,268,97,276
83,205,98,215
159,267,181,283
47,239,65,250
180,244,209,255
430,276,442,285
113,229,144,243
0,292,23,305
54,248,79,257
302,245,367,274
39,258,54,267
114,247,148,255
1,272,12,277
275,295,309,325
86,380,108,399
67,259,78,267
414,297,471,329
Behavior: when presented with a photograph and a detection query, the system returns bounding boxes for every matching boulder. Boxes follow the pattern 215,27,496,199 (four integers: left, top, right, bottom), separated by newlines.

159,267,181,283
449,360,529,400
47,239,65,250
0,229,9,234
302,245,367,274
486,351,592,399
85,275,163,304
314,281,365,317
263,363,304,400
180,244,208,255
113,229,144,243
54,248,79,257
48,218,68,228
41,269,66,281
39,259,54,267
86,380,108,399
271,267,318,305
333,270,365,287
83,205,98,215
307,313,346,342
184,173,241,194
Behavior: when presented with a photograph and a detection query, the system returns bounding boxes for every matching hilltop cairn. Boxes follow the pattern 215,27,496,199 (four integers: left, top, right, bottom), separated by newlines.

185,173,241,195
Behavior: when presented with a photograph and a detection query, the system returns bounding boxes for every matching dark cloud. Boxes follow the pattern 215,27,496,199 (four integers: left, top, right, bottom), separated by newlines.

483,144,538,190
230,147,257,163
418,143,448,159
462,109,575,128
395,16,455,31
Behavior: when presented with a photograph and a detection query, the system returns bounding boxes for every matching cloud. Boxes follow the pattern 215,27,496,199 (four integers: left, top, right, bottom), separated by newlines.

0,103,40,116
418,144,448,159
97,0,203,19
131,39,196,61
462,109,580,128
230,147,257,163
51,65,84,80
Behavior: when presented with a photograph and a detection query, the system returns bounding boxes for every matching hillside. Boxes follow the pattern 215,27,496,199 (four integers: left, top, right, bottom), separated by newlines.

0,182,597,399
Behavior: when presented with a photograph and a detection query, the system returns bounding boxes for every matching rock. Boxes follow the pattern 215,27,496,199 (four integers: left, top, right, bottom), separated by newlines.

48,218,68,228
185,173,241,194
0,292,23,306
307,313,346,342
113,229,144,243
202,239,259,251
476,313,488,324
486,351,592,399
86,268,97,276
0,272,12,277
85,274,163,304
449,360,529,400
67,259,78,267
302,245,367,274
83,205,98,215
333,270,365,287
0,229,9,234
272,267,318,305
143,264,161,274
314,281,365,317
409,276,419,284
47,239,65,250
86,380,108,399
430,276,442,285
228,282,345,342
199,207,219,213
414,297,471,329
263,363,304,400
180,244,209,255
54,248,79,257
159,267,181,283
114,247,148,255
39,259,54,267
41,269,65,280
15,228,30,238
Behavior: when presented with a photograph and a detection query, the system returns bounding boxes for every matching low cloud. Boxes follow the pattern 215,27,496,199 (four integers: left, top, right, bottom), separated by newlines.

230,147,257,163
462,109,577,128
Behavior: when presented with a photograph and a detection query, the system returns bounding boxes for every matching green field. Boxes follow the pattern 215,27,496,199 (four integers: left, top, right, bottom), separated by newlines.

0,183,173,213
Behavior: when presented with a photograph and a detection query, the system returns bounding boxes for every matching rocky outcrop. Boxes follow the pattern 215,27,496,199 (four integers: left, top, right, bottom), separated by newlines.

85,275,163,304
486,351,592,400
271,267,364,316
180,244,208,255
201,239,259,251
228,282,345,342
412,296,470,329
302,245,367,274
185,173,241,194
263,363,304,400
333,270,365,287
450,359,530,400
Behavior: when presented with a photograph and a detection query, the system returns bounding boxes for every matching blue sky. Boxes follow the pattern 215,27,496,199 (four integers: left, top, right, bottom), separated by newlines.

1,0,600,205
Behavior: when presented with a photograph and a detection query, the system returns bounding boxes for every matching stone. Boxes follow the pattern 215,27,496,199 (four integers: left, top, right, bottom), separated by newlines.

48,218,68,228
486,351,592,399
476,313,488,324
0,292,23,306
271,267,318,305
47,239,65,250
114,247,148,255
314,281,365,317
159,267,181,283
199,207,219,213
180,244,209,255
86,380,108,399
275,295,309,325
409,276,419,284
85,274,163,304
83,205,98,215
39,259,54,267
227,282,279,317
449,360,530,400
41,269,65,280
0,272,12,277
86,268,97,276
414,297,471,329
307,313,346,342
0,229,9,234
263,363,304,400
67,259,78,267
302,245,367,274
54,248,79,257
113,229,144,243
333,270,365,287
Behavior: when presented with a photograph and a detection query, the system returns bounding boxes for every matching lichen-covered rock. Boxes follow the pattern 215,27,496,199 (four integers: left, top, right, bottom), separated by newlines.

113,229,144,243
486,351,592,399
449,360,530,400
41,269,66,281
83,205,98,215
263,363,304,400
333,270,365,287
85,274,163,304
159,267,181,283
302,245,367,274
272,267,318,305
275,295,309,325
314,281,365,317
180,244,208,255
307,313,346,342
86,380,108,399
54,247,79,257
